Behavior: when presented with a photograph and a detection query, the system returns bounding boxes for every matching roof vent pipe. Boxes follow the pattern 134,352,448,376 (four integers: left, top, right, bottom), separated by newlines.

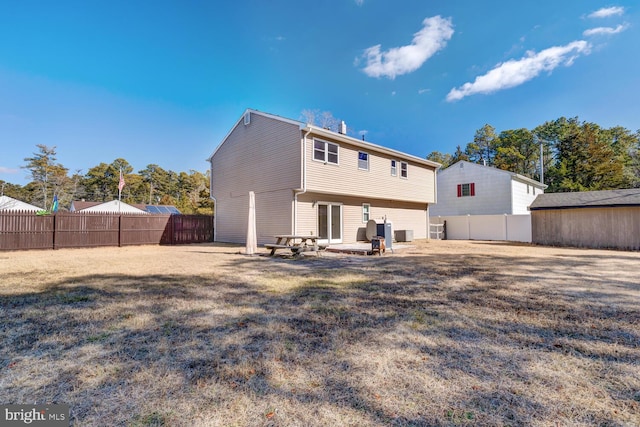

339,121,347,134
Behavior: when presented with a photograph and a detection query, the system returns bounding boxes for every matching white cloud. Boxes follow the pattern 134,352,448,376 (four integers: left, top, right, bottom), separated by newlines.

0,167,19,174
355,0,364,6
359,15,454,79
418,88,431,94
588,7,624,18
583,24,628,36
446,40,591,102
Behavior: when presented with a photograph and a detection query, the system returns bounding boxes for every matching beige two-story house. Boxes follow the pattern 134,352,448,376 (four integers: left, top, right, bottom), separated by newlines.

207,109,440,245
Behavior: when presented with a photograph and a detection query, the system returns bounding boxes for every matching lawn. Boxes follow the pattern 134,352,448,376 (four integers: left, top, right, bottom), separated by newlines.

1,240,639,426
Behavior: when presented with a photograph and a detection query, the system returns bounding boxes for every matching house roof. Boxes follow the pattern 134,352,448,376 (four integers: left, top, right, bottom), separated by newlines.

305,125,441,169
72,201,179,214
529,188,640,210
0,195,43,211
442,160,547,188
76,200,148,213
207,108,441,169
71,201,101,211
144,205,181,214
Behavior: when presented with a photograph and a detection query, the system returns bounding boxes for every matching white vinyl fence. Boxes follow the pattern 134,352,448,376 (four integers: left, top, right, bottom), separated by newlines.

433,214,532,243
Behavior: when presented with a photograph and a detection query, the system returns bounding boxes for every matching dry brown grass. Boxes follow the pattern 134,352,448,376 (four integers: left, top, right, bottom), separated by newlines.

1,240,639,426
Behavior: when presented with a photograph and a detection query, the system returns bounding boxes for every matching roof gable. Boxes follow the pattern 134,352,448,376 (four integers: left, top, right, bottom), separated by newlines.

440,160,547,188
207,108,304,162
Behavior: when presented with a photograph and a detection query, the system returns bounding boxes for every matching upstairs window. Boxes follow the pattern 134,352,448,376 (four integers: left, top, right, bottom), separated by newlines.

457,183,476,197
358,151,369,170
400,162,408,178
390,160,397,176
313,139,339,164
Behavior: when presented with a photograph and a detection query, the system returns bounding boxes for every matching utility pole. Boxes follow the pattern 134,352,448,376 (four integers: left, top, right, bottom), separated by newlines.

539,139,544,185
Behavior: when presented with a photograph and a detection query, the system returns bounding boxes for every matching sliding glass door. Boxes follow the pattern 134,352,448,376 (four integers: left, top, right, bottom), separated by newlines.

317,203,342,244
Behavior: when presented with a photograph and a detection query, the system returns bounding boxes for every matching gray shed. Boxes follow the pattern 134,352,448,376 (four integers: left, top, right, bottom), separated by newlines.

529,189,640,250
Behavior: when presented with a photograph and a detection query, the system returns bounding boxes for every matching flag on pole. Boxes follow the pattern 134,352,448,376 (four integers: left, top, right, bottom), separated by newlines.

51,194,59,213
118,169,125,192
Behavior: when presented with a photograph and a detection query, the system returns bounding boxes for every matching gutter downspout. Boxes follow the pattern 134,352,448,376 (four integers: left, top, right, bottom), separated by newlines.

430,167,438,240
293,127,312,235
208,160,217,242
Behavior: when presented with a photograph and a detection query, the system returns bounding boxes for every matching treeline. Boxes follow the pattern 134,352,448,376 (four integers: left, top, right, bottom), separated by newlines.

1,145,214,214
427,117,640,193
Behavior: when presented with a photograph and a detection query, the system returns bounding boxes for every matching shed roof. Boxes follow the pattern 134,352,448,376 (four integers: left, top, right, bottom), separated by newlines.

529,188,640,210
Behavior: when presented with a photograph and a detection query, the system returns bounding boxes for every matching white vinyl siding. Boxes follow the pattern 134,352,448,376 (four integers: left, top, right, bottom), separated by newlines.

431,161,545,216
305,135,436,204
210,113,301,243
298,192,428,243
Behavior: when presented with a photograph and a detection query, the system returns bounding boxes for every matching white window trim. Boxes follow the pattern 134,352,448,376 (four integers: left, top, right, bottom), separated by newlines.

390,159,397,176
313,138,339,165
400,161,408,179
358,151,369,171
362,203,370,223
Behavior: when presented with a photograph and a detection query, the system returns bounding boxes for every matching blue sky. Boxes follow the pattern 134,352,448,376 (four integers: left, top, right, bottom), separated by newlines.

1,1,638,185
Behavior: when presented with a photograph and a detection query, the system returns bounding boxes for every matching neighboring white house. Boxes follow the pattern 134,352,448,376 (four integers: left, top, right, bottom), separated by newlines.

430,160,547,216
0,195,42,212
73,200,147,214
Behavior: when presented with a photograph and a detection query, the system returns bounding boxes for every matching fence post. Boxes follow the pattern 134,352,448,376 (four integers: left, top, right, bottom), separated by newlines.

118,215,122,247
443,220,447,240
170,215,175,245
504,213,508,241
52,213,57,250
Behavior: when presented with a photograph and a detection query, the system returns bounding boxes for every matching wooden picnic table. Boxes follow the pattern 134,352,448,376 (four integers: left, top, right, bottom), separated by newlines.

264,235,319,256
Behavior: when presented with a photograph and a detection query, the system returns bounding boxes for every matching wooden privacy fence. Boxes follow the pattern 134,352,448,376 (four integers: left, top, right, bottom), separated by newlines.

0,211,214,251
